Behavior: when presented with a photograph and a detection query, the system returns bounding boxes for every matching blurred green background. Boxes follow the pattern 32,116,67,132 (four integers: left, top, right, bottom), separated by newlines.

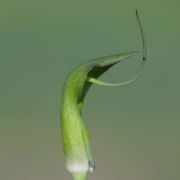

0,0,180,180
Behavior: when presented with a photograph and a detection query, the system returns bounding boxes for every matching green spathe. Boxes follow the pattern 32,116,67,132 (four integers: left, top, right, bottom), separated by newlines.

60,10,146,180
60,52,144,177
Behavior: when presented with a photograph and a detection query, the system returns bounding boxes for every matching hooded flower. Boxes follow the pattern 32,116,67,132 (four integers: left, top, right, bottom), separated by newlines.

60,10,146,180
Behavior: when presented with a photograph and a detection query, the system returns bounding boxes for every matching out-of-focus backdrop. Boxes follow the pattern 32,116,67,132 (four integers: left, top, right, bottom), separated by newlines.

0,0,180,180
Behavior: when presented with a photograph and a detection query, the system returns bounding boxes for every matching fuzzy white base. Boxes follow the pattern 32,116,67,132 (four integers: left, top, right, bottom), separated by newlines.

66,162,89,173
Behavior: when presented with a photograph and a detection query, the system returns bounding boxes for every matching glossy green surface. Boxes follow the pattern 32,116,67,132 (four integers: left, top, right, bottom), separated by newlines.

61,51,143,179
0,1,180,180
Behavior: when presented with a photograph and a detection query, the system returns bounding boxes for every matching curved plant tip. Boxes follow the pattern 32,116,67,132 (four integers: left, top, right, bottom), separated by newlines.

60,10,147,180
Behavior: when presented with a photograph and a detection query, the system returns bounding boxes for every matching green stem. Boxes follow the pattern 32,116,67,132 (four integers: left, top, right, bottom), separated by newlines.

72,173,87,180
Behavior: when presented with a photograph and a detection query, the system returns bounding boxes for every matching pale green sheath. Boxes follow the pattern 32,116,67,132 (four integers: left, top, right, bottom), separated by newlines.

60,10,146,180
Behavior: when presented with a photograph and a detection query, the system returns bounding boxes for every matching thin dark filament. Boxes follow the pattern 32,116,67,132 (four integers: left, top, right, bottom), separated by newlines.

136,10,147,60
